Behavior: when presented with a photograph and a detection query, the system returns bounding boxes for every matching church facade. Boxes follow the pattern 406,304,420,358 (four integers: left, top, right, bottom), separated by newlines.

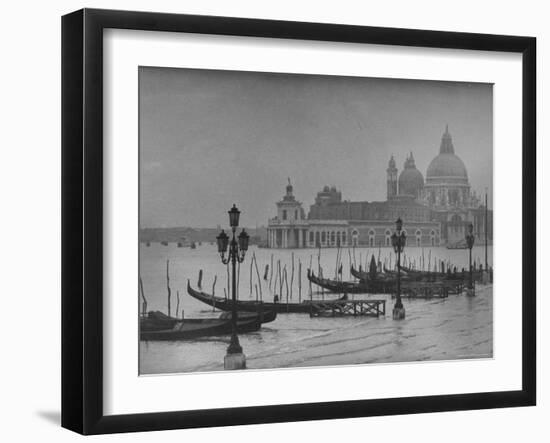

267,127,492,248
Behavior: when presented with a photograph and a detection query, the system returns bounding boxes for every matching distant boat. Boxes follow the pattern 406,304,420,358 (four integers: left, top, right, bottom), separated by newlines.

161,241,168,246
446,239,468,249
190,242,196,249
177,242,183,248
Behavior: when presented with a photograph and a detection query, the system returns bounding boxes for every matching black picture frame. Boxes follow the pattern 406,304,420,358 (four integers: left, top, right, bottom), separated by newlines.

62,8,536,435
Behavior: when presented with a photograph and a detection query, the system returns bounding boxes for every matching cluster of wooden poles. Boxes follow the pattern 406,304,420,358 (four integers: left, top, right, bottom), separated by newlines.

139,245,489,318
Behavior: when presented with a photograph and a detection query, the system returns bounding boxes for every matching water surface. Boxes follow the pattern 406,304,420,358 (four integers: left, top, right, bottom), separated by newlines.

139,244,493,374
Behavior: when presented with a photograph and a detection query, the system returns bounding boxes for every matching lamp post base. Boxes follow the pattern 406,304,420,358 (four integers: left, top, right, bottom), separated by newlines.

392,306,406,320
224,352,246,370
482,271,490,284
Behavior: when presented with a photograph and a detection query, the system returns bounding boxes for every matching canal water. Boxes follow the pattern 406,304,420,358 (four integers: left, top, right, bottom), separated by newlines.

139,243,493,374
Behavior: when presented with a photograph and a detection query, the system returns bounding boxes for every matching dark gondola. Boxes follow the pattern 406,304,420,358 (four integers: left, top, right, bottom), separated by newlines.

350,265,403,282
399,265,486,283
140,310,276,341
309,269,464,296
187,281,313,313
309,270,386,294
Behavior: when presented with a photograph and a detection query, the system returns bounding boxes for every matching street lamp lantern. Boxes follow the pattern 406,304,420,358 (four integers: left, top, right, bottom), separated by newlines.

217,204,249,369
466,223,475,248
465,222,475,294
391,218,406,254
228,204,240,229
395,217,403,233
392,218,406,320
238,229,249,252
216,230,229,255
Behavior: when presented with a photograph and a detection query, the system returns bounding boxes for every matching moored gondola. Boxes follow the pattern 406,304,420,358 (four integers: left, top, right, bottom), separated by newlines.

350,265,400,282
399,265,486,283
140,310,275,341
308,269,393,294
187,281,313,313
309,269,464,296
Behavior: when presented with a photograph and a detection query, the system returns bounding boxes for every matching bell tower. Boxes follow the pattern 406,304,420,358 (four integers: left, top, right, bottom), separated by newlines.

387,155,398,199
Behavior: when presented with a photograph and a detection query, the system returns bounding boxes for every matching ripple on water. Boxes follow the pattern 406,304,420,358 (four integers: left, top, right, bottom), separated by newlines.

139,244,493,374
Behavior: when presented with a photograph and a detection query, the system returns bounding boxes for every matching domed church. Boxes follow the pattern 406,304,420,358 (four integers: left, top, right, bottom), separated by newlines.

425,125,470,208
267,126,491,248
385,125,489,245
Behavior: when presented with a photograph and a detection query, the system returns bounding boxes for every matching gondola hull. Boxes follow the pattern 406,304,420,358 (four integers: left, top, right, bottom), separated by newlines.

309,270,464,295
399,265,486,283
187,282,313,313
309,271,392,294
140,310,275,341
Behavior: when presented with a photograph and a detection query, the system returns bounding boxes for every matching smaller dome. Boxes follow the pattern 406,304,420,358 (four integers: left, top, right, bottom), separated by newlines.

323,185,330,192
399,168,424,197
398,152,424,198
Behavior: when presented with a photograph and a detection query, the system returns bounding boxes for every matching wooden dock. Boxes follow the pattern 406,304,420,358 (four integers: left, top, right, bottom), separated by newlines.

391,281,464,299
309,299,386,318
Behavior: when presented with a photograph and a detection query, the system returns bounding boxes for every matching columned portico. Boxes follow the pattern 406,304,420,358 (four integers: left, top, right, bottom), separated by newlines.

267,180,309,249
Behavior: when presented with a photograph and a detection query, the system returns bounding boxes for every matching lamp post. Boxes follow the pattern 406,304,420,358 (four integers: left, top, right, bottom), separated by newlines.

391,218,406,320
465,222,475,295
216,204,249,370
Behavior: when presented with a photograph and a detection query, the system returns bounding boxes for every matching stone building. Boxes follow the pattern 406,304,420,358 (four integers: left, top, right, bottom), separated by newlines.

266,179,308,248
423,125,490,244
266,126,492,248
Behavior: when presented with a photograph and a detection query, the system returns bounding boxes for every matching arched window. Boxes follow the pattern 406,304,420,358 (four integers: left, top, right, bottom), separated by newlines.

321,231,326,244
342,231,347,245
295,209,298,220
309,231,314,244
336,231,341,246
331,231,336,245
416,229,422,246
385,229,391,247
368,229,375,247
430,230,435,246
315,231,321,247
282,210,287,220
351,229,359,246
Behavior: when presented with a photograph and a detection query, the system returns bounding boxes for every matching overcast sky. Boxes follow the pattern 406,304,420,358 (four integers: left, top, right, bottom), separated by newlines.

139,67,493,228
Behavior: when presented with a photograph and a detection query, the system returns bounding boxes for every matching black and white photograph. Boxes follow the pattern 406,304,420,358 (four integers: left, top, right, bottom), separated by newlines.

138,67,494,374
1,0,543,440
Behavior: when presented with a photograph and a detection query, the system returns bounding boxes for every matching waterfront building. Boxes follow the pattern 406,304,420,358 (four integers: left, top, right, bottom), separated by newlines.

423,125,491,245
266,179,309,248
266,126,492,248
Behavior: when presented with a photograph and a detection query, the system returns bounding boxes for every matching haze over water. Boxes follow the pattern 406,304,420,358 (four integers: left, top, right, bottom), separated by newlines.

139,243,493,374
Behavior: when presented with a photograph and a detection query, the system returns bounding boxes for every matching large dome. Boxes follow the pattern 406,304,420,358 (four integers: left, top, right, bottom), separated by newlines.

426,126,468,183
426,153,468,179
398,152,424,198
